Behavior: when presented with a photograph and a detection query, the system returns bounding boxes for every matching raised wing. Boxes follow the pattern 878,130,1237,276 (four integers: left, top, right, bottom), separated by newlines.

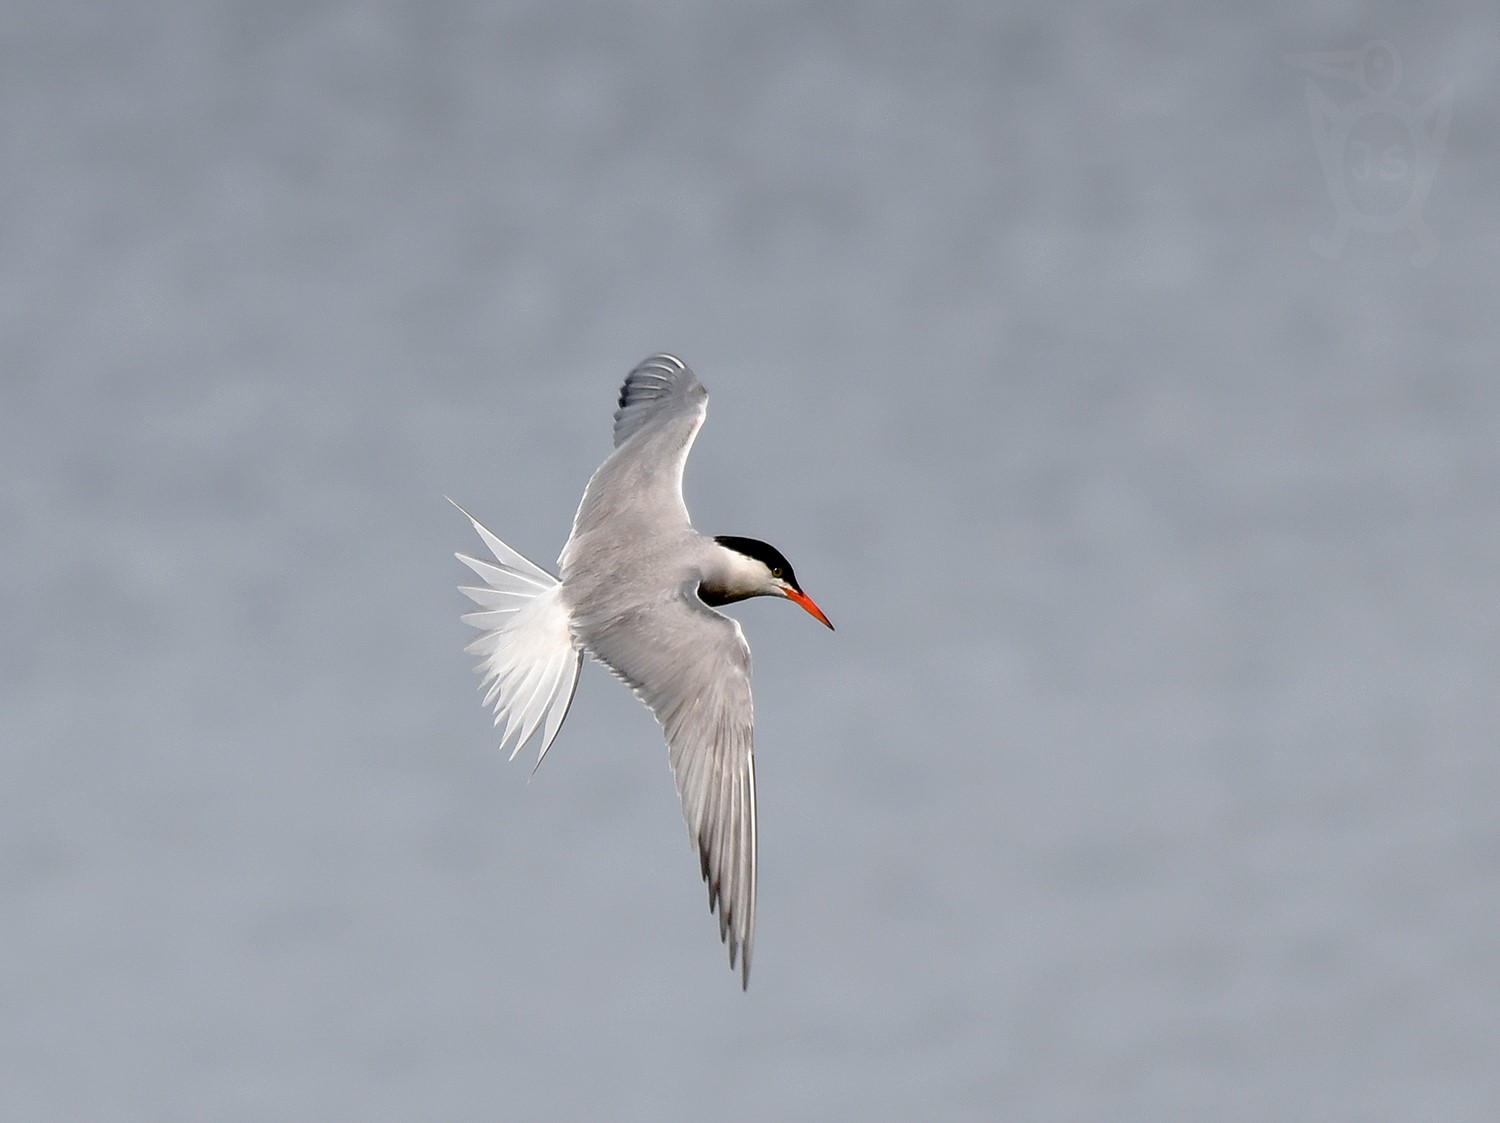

562,355,709,573
577,592,758,988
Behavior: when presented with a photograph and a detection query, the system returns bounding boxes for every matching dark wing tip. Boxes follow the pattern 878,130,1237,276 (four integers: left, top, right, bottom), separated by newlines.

697,828,751,988
617,354,687,409
611,354,704,448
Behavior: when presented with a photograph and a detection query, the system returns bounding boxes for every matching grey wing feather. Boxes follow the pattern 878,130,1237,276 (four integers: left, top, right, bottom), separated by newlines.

561,355,709,571
577,594,758,988
612,354,707,448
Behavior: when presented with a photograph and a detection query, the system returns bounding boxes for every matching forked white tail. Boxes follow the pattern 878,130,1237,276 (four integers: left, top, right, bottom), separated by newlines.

450,500,582,771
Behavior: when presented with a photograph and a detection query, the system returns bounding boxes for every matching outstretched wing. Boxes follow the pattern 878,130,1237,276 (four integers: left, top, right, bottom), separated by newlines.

562,354,710,572
577,592,758,989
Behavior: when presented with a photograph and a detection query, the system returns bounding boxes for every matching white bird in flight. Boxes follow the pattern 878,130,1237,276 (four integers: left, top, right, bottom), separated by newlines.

452,354,833,988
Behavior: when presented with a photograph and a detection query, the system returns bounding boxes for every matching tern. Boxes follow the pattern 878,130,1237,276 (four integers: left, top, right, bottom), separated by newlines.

452,354,832,988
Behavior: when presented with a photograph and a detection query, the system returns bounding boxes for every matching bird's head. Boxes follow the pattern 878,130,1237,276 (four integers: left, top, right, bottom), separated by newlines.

704,536,834,630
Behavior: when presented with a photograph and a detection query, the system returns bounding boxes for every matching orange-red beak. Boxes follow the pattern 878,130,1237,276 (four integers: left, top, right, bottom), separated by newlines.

785,587,834,630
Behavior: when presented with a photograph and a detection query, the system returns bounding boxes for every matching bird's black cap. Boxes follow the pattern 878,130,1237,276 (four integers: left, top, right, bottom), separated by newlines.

713,536,802,590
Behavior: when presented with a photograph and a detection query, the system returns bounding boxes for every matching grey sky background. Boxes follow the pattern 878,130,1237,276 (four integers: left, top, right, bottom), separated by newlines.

4,2,1498,1120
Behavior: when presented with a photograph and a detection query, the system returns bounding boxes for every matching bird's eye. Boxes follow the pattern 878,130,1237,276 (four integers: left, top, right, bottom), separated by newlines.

771,567,783,578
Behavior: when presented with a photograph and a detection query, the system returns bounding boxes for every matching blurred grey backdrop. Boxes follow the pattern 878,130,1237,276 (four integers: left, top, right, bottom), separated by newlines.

3,2,1498,1120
